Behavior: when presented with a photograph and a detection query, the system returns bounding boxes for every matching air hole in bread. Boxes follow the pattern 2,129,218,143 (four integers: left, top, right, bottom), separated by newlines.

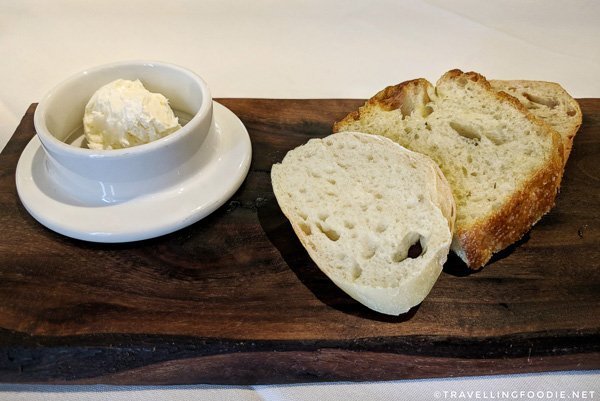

391,250,405,263
298,222,311,235
375,222,388,233
374,192,383,199
567,108,576,117
450,121,481,142
310,170,321,178
367,154,374,162
299,187,306,194
457,76,468,87
523,92,559,109
400,97,415,118
422,106,433,118
362,248,376,260
467,155,473,163
298,210,308,220
351,265,362,281
316,222,340,241
393,233,425,262
327,178,336,185
361,236,377,259
344,220,355,229
318,212,329,221
407,240,424,259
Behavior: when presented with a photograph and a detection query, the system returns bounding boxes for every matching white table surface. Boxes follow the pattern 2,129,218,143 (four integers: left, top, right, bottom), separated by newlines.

1,0,599,399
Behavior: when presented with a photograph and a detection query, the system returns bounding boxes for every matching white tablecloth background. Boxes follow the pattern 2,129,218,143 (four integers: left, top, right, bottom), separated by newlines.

1,0,598,399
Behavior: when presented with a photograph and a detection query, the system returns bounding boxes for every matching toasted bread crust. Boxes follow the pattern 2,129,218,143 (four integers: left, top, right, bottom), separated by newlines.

333,78,432,131
333,69,565,269
371,78,431,111
442,69,491,88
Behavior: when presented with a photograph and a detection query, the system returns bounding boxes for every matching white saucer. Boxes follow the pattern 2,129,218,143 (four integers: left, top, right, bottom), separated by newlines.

15,101,252,243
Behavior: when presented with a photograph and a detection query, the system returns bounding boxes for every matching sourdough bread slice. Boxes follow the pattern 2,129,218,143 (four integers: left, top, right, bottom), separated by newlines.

333,70,564,269
490,80,582,164
271,132,455,315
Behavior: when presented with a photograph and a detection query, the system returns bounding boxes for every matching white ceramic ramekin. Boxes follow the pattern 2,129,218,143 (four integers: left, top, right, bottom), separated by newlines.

33,60,213,203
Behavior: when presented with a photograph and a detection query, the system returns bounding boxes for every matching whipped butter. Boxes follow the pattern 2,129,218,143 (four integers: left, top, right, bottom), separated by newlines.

83,79,181,150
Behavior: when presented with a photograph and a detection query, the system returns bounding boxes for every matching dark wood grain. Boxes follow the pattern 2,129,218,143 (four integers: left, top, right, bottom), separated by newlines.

0,99,598,384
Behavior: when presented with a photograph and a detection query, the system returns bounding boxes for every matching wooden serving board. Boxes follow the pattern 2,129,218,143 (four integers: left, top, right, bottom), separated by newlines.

0,99,599,384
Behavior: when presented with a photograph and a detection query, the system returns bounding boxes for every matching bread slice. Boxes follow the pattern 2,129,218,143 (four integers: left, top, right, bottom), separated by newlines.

333,70,564,269
271,132,456,315
490,80,582,165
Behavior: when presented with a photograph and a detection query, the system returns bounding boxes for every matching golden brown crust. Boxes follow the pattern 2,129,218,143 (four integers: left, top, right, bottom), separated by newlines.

440,69,492,89
370,78,430,111
333,79,431,132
